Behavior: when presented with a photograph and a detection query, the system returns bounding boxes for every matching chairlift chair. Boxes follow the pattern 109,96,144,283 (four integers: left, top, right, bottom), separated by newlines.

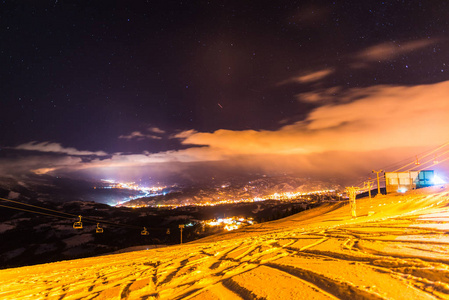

96,223,104,233
73,215,83,229
434,155,439,164
141,227,149,235
415,156,421,165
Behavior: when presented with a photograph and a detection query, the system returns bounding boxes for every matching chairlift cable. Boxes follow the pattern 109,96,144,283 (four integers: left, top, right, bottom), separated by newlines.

373,141,449,173
415,153,449,172
0,197,134,227
357,151,447,191
355,141,449,189
0,203,74,220
401,148,449,173
0,197,77,218
392,142,449,172
0,200,143,230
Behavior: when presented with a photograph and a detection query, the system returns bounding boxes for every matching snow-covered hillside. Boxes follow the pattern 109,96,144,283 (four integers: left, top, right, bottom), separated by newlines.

1,186,449,299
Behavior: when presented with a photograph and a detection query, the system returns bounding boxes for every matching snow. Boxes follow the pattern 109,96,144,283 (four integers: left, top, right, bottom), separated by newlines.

52,224,75,231
7,191,20,199
111,244,166,254
0,218,32,233
63,233,94,248
1,186,449,299
0,223,15,234
2,248,26,261
251,204,264,213
34,243,58,255
164,215,193,222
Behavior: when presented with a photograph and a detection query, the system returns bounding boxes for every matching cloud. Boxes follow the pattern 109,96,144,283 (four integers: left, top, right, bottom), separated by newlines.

178,80,449,156
119,131,162,140
6,81,449,184
148,127,166,134
119,126,166,140
171,129,199,140
32,167,58,175
0,154,83,177
14,141,107,156
119,131,145,140
296,87,342,104
278,68,334,86
355,38,437,62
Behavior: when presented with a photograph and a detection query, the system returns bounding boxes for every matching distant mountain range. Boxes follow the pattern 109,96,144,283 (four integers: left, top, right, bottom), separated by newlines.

0,173,333,269
122,176,342,207
0,174,342,207
0,174,143,205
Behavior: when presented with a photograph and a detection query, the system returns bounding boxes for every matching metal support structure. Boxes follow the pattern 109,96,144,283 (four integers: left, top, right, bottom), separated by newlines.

364,181,374,200
345,186,360,218
372,170,383,195
179,224,184,244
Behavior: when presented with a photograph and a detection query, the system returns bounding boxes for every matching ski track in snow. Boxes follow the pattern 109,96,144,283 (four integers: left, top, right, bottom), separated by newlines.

1,186,449,299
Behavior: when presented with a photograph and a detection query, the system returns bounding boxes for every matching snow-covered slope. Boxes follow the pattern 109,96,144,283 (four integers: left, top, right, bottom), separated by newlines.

1,186,449,299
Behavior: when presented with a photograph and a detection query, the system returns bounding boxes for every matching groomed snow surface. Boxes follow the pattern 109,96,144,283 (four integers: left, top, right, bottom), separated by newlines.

1,186,449,299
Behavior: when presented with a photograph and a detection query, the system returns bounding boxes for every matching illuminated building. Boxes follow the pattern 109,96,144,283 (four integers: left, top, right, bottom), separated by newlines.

384,170,437,194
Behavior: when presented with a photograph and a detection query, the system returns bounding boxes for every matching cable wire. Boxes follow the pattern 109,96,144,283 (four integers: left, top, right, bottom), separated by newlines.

0,204,74,220
0,198,144,230
355,141,449,190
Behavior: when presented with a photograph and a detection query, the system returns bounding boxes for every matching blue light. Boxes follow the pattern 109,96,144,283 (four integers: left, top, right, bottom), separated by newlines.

432,174,446,185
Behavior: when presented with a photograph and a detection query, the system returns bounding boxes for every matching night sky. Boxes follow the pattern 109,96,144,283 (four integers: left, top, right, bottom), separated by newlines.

2,1,449,184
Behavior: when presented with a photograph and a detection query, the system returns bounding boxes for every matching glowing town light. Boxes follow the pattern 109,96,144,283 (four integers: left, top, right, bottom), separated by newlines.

102,179,116,183
224,224,239,231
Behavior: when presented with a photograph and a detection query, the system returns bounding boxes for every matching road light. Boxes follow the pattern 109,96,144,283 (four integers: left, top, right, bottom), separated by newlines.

178,224,184,244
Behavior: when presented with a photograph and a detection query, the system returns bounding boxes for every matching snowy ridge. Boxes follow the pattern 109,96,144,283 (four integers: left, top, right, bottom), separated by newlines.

1,186,449,299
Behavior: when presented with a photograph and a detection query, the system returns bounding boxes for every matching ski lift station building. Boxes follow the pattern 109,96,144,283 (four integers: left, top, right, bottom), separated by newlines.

384,170,434,194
